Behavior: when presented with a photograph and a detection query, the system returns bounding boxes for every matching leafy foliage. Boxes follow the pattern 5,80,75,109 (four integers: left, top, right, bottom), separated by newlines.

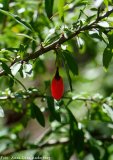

31,103,45,127
45,0,54,19
0,0,113,159
103,46,113,69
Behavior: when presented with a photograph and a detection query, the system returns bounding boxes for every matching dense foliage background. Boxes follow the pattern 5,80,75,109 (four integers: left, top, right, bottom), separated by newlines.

0,0,113,159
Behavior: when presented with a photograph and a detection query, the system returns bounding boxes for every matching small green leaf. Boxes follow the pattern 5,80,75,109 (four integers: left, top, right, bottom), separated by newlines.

65,63,72,91
47,97,61,122
0,0,9,23
104,0,108,9
0,49,12,55
103,46,113,69
98,31,108,44
0,58,8,62
47,96,54,112
3,0,9,10
44,28,55,44
108,33,113,47
1,62,11,74
76,0,88,6
19,44,26,59
9,77,14,88
0,9,33,31
63,51,78,75
17,34,37,42
58,0,65,21
86,14,96,22
66,107,77,124
31,103,45,127
45,0,54,19
61,51,73,91
31,104,36,119
14,15,34,31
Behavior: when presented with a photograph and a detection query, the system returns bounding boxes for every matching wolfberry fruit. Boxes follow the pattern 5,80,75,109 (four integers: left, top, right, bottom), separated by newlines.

51,68,64,100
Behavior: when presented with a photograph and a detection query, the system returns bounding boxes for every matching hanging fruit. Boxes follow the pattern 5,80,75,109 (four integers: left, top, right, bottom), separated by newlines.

51,67,64,100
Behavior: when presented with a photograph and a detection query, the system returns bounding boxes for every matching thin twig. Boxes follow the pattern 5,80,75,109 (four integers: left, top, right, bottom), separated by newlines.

0,91,100,103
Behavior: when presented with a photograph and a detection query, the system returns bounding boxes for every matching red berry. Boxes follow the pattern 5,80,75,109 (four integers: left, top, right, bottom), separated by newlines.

51,68,64,100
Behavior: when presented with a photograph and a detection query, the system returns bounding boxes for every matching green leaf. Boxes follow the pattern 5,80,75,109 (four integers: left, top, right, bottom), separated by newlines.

2,0,9,10
103,46,113,69
98,31,108,44
17,34,37,42
0,106,4,118
1,62,11,74
61,51,72,91
76,0,88,6
44,28,55,41
104,0,108,9
45,0,54,19
31,103,45,127
47,97,61,122
74,129,84,153
63,51,78,75
47,96,54,112
0,49,13,55
66,107,77,124
65,63,73,91
86,14,96,23
14,15,34,31
0,9,33,31
19,44,26,59
0,58,8,62
22,63,33,78
0,0,9,23
9,77,14,88
102,103,113,121
58,0,65,21
108,33,113,47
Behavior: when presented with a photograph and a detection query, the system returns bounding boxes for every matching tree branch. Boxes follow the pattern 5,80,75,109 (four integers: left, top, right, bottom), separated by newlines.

0,9,113,77
96,8,113,21
24,8,113,61
0,89,101,103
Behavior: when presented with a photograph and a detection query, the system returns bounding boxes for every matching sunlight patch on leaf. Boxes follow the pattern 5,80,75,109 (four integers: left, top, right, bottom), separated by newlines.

61,44,67,50
44,28,55,44
11,62,22,76
0,106,4,118
22,63,33,78
102,103,113,121
94,0,103,7
98,21,109,28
